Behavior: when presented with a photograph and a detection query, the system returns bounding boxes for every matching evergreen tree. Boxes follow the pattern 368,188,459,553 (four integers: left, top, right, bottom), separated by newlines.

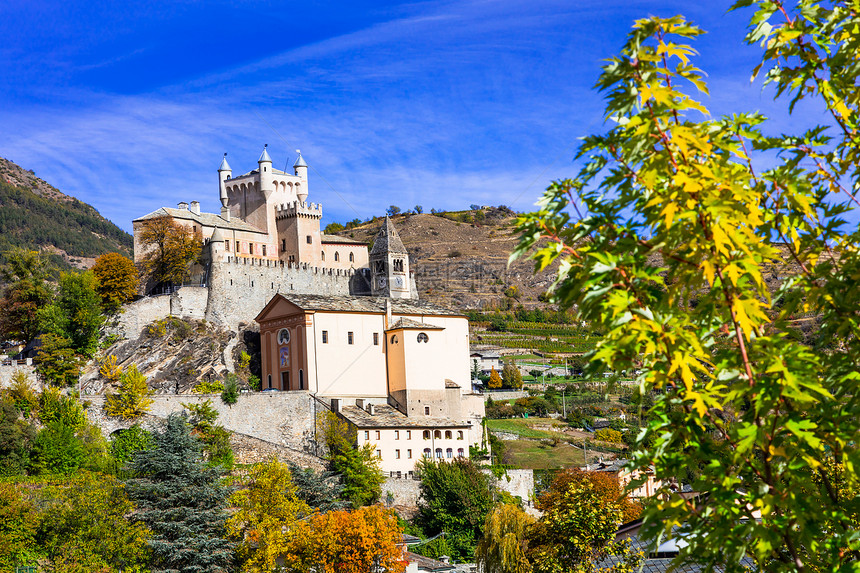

501,360,523,389
126,413,234,573
287,462,350,513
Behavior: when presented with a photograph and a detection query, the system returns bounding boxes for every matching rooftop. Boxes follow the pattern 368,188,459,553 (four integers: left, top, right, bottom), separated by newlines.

272,293,465,317
370,216,408,255
320,233,367,245
340,404,471,429
133,207,266,234
387,317,445,331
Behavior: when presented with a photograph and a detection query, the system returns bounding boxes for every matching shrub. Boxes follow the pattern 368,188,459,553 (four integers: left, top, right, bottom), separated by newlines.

593,428,623,444
193,379,225,394
221,374,239,405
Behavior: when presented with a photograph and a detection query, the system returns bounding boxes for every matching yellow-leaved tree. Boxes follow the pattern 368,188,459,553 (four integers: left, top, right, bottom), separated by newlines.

104,364,153,419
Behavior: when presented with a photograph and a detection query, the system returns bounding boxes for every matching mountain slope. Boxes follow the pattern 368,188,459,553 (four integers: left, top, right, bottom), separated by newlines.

0,156,132,269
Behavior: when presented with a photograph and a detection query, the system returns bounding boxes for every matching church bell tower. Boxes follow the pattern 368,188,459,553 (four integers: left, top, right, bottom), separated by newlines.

370,216,413,299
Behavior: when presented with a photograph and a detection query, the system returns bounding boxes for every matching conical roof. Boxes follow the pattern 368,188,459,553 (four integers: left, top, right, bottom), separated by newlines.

218,153,231,171
370,216,408,255
210,227,226,242
293,151,308,168
258,145,272,163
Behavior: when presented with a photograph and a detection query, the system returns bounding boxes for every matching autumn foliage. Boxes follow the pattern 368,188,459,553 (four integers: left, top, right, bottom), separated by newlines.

92,252,139,312
538,469,641,524
137,216,202,286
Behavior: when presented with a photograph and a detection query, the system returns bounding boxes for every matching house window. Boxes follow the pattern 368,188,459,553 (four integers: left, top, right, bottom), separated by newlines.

373,333,379,345
417,333,429,343
395,449,401,459
335,252,340,262
445,430,452,439
322,331,328,343
395,430,400,440
376,450,382,459
364,431,370,440
435,448,443,458
348,332,354,345
424,448,431,458
434,430,441,439
376,430,381,440
225,241,230,252
306,235,312,244
424,406,430,416
235,241,240,252
423,430,431,440
406,430,411,439
262,245,267,257
349,252,354,262
457,431,463,440
458,448,465,457
408,449,412,459
446,448,453,458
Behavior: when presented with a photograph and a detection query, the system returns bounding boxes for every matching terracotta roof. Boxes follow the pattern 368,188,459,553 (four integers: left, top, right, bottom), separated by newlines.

370,216,408,255
134,207,265,234
387,317,445,331
321,234,367,245
340,404,471,429
274,293,464,317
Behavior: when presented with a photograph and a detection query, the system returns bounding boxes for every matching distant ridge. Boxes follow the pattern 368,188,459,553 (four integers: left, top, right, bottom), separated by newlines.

0,156,132,271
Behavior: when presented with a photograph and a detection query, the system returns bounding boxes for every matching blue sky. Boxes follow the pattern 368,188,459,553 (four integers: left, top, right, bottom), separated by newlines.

0,1,832,233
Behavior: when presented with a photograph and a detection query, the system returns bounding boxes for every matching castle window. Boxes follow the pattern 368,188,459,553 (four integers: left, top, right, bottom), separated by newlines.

417,333,429,343
457,431,463,440
321,251,325,261
322,331,328,344
349,252,354,262
458,448,464,457
445,431,452,439
306,235,312,244
446,448,453,458
262,245,267,257
281,239,286,252
334,252,340,262
236,241,240,252
424,406,430,416
373,333,379,346
347,332,354,345
423,430,430,440
394,259,404,272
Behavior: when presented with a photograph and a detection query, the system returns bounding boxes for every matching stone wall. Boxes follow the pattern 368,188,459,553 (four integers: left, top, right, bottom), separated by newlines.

205,258,362,327
383,476,422,507
483,390,529,401
111,295,171,339
86,391,321,452
229,432,325,469
0,363,37,388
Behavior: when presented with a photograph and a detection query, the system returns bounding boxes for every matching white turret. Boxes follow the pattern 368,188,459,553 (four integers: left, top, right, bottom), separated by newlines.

293,150,308,203
258,144,274,199
218,153,232,207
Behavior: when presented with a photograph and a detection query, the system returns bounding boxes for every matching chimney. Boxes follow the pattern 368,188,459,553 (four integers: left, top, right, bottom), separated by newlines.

367,403,375,415
331,398,341,413
178,201,189,210
190,201,201,215
220,206,231,222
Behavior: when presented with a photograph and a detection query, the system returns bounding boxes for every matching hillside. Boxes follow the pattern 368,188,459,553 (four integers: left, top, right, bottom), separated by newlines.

0,156,133,270
332,209,557,310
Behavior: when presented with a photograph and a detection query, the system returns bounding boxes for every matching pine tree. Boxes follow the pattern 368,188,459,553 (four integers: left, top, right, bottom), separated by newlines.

126,413,234,573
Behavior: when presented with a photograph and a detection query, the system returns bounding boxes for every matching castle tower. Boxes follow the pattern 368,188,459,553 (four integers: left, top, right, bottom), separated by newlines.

258,145,274,200
370,216,413,299
293,150,308,202
218,153,232,208
209,226,226,262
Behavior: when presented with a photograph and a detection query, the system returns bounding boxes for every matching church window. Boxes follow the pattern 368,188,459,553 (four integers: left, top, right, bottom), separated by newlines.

322,331,328,344
262,245,267,257
417,333,429,343
434,430,441,439
423,430,430,440
306,235,312,244
334,252,340,262
394,259,404,272
348,332,354,345
349,252,354,262
446,448,453,458
445,431,452,439
373,333,379,346
267,374,271,388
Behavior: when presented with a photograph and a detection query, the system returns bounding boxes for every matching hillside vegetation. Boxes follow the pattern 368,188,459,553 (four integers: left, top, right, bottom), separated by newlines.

0,157,132,271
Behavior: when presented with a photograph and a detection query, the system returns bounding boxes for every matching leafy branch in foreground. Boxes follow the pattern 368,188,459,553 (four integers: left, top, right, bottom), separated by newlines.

513,5,860,572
